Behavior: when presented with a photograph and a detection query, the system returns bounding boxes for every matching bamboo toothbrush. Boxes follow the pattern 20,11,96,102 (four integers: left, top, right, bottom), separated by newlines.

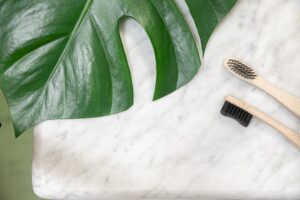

224,58,300,117
221,96,300,148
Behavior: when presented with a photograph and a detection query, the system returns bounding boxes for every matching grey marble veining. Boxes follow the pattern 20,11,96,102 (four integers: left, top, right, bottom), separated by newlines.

32,0,300,199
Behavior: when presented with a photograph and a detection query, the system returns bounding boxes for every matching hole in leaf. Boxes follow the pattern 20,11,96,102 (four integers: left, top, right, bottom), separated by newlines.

119,17,156,104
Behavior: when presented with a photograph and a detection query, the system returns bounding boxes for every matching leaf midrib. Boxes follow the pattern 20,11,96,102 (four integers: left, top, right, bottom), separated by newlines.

39,0,94,104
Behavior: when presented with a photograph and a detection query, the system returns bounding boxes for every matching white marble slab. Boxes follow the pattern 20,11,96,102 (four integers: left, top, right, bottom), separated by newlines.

32,0,300,199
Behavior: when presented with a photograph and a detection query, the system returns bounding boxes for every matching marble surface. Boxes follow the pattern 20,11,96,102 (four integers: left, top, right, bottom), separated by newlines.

32,0,300,199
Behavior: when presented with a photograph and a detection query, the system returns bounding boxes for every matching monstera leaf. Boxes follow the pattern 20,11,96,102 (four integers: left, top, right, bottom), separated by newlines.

186,0,237,52
0,0,201,137
0,0,237,137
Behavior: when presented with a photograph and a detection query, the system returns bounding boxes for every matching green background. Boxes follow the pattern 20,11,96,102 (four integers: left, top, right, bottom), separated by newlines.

0,90,41,200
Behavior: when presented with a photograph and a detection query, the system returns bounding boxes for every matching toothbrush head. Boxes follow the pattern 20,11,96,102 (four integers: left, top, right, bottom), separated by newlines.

220,96,253,127
224,58,258,80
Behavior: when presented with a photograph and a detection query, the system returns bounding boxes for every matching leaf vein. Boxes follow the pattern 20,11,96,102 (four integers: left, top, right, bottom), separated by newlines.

2,35,68,75
88,12,113,114
36,0,94,116
208,0,222,21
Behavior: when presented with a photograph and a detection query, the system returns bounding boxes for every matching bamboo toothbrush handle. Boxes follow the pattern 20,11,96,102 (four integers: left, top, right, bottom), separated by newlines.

247,105,300,148
253,76,300,117
228,96,300,149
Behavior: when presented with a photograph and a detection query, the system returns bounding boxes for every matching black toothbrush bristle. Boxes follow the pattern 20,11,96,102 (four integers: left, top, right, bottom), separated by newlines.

221,101,253,127
226,59,257,80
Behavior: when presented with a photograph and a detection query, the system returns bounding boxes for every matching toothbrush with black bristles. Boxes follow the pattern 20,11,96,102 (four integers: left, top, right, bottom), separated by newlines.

224,58,300,117
221,96,300,148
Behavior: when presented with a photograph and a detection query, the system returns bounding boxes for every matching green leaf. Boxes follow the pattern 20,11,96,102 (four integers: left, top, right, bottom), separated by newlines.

186,0,237,52
0,0,200,137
